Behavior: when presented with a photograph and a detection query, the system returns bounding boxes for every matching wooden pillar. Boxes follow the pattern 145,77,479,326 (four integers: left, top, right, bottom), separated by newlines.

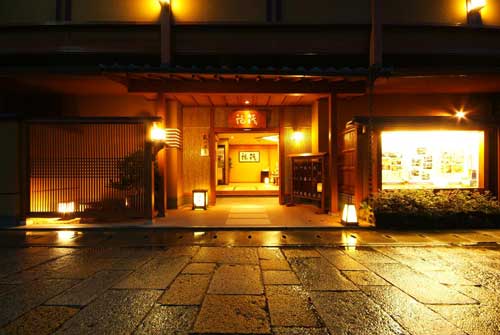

312,98,329,153
328,93,339,213
279,108,286,205
160,2,172,65
370,0,382,67
498,128,500,201
165,100,183,209
144,124,154,221
209,108,216,206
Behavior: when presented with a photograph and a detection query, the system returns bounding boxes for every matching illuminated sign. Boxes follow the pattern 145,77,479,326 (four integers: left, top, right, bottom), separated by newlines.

229,110,267,129
381,131,484,190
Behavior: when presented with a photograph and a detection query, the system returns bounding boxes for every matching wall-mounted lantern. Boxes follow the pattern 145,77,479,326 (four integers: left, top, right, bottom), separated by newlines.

467,0,486,24
192,189,208,210
291,131,304,143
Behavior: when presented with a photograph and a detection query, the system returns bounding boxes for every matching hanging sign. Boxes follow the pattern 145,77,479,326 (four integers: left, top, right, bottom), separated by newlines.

229,110,267,129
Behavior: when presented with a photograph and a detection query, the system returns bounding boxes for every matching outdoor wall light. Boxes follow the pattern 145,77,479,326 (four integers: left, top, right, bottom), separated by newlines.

192,189,208,210
291,131,304,143
158,0,170,7
467,0,485,24
467,0,486,12
341,204,358,226
455,110,467,119
150,123,166,142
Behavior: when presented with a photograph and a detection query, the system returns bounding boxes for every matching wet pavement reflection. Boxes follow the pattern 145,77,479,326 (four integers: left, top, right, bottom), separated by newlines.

0,229,498,334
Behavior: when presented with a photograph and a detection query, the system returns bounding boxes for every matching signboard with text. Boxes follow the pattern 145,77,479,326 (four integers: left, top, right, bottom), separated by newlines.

228,110,267,129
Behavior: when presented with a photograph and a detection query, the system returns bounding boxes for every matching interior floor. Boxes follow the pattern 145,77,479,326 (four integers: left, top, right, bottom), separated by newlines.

216,182,279,191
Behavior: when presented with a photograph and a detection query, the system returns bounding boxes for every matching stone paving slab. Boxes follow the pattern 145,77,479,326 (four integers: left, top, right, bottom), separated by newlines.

46,270,130,306
114,256,189,289
0,284,17,297
263,270,300,285
318,251,368,270
0,278,78,328
193,295,270,334
160,246,200,257
311,291,409,335
272,327,330,335
266,285,320,327
363,286,466,335
430,303,500,335
345,248,399,264
260,257,291,270
192,247,259,264
290,257,359,291
0,306,78,335
54,289,161,335
282,248,321,258
133,305,198,335
366,263,478,305
258,247,286,260
342,270,389,286
208,264,263,294
182,262,216,274
159,274,210,305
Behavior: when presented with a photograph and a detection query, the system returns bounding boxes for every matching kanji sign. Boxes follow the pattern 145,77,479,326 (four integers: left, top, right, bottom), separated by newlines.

229,110,267,129
239,151,260,163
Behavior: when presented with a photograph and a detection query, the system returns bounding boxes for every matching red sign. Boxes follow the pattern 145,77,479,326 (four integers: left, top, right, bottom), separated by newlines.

229,110,267,129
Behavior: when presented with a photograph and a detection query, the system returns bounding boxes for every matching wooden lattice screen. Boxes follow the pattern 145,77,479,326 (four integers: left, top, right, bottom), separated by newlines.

28,121,149,219
339,124,369,208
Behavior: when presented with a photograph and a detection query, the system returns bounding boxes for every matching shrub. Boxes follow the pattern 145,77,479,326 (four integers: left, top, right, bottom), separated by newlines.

363,189,500,227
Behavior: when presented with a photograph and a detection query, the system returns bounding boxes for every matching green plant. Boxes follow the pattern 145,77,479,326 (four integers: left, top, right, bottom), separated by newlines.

364,189,500,217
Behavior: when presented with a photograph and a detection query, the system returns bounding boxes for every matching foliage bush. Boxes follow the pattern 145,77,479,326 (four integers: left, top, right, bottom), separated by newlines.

362,189,500,227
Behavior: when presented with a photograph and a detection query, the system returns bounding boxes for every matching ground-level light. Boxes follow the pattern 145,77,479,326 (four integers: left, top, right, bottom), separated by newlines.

341,204,358,226
192,189,208,210
58,202,75,214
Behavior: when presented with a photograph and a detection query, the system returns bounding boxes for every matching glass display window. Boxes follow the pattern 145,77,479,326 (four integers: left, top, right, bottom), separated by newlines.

381,130,484,189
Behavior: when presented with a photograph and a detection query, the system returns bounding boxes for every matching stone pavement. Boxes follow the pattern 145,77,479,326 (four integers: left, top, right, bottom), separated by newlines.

0,230,499,334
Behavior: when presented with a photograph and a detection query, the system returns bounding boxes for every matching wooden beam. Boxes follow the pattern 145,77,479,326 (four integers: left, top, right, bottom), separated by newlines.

128,78,366,94
328,93,339,213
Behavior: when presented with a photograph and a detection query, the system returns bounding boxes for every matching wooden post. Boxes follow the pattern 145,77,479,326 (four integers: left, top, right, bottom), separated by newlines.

279,108,286,205
20,120,29,225
209,108,216,206
160,3,172,65
144,123,154,221
328,92,339,213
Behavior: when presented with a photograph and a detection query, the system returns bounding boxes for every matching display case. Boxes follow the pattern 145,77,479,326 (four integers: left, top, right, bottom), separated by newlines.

290,153,328,212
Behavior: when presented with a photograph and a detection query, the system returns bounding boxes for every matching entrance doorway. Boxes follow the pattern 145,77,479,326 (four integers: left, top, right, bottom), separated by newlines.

216,131,280,196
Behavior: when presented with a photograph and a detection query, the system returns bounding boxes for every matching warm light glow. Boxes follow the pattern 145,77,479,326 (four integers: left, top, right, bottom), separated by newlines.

468,0,486,12
26,217,60,225
291,131,305,142
342,204,358,224
150,123,166,142
316,183,323,193
57,230,77,242
381,131,484,189
264,177,270,184
192,190,208,210
260,135,279,142
455,110,467,119
194,231,205,237
58,202,75,214
342,232,358,251
244,100,251,105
